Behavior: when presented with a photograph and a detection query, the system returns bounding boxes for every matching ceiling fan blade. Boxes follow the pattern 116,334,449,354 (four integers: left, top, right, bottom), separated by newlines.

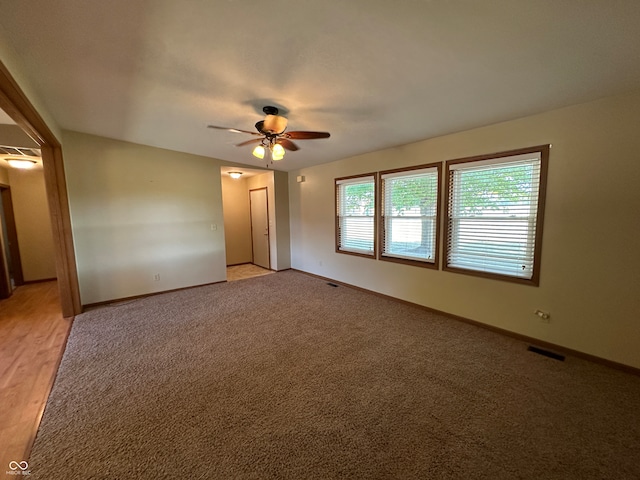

208,125,262,136
236,138,263,147
283,131,331,140
277,138,299,151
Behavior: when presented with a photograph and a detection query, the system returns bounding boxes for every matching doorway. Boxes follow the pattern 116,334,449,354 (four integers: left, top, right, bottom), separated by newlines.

0,185,24,297
250,187,270,269
0,63,80,316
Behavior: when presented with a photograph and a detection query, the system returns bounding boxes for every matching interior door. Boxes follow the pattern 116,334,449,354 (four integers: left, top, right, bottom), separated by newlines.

1,187,23,287
0,228,10,299
0,186,23,298
250,188,270,269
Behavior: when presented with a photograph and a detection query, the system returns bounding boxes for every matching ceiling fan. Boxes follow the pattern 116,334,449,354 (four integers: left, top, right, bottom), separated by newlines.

208,106,330,162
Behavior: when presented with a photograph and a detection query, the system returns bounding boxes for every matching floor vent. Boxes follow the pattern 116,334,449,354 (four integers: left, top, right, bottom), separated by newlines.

327,283,339,288
527,345,565,361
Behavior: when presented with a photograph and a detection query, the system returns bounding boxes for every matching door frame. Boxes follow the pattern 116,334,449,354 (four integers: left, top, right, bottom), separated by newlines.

249,187,270,269
0,184,24,287
0,61,81,316
0,186,9,297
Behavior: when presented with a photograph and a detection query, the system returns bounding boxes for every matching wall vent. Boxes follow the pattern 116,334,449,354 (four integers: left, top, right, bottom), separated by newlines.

527,345,565,361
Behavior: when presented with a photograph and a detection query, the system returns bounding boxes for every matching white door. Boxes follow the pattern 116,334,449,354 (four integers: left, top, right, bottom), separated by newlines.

250,188,270,269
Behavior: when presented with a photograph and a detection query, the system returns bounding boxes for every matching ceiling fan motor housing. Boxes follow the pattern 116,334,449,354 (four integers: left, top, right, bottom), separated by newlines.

264,115,288,134
262,106,279,116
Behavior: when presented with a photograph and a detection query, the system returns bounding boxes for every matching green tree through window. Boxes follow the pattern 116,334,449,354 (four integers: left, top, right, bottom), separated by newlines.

380,164,440,267
336,174,377,256
457,165,535,215
342,182,375,216
445,146,549,285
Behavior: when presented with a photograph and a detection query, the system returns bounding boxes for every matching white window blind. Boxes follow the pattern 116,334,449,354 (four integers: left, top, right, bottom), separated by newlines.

381,166,439,264
446,151,544,281
336,175,376,256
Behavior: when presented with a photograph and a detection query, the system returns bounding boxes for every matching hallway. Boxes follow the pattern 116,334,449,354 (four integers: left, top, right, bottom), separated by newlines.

227,263,275,282
0,281,71,471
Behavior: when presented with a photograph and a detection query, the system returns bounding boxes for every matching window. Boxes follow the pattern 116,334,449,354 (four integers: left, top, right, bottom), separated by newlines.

335,173,377,257
444,145,549,285
379,163,441,268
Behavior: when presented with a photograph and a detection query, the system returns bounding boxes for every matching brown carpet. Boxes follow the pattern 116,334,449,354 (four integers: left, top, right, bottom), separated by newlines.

30,271,640,479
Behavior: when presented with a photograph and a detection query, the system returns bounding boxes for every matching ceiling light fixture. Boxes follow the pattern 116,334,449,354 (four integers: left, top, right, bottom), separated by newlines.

6,158,37,169
228,171,243,179
252,145,265,159
208,105,330,164
271,143,285,161
263,114,288,134
251,138,286,163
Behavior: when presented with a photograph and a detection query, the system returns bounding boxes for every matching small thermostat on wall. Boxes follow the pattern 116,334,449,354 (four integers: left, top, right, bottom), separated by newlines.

296,175,305,183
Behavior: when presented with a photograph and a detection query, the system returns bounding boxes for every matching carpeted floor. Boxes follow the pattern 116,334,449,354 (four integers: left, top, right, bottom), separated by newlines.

30,271,640,479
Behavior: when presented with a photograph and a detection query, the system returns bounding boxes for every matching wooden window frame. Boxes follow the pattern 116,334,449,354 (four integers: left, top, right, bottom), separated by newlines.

443,145,550,286
378,162,442,269
335,173,378,259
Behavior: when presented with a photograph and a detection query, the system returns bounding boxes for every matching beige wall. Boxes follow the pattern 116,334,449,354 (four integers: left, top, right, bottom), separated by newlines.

7,166,57,281
289,90,640,369
62,131,228,305
221,175,252,266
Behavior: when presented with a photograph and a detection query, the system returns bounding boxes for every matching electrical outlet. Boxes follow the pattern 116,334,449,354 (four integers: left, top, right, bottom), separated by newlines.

154,274,160,281
534,309,550,322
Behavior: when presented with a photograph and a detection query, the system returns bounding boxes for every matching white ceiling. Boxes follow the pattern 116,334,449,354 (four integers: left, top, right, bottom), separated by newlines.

1,1,640,171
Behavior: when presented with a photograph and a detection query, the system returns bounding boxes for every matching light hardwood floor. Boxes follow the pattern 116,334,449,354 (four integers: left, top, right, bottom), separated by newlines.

0,281,71,471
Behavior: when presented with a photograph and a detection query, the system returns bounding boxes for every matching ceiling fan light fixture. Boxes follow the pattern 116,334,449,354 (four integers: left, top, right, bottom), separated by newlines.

271,143,285,161
252,145,265,159
209,106,330,163
6,158,37,169
263,114,288,134
228,171,243,179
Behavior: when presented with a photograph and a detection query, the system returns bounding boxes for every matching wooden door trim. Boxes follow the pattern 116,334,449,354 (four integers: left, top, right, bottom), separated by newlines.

0,216,9,298
0,186,24,285
0,183,8,298
0,60,81,316
249,187,270,270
